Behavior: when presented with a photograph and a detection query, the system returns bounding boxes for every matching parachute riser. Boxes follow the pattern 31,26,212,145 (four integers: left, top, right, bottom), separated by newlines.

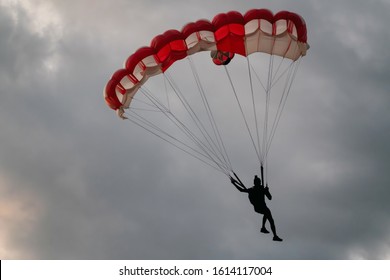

261,165,265,187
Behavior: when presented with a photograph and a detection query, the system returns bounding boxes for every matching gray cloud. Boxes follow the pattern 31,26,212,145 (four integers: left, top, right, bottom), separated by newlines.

1,0,389,259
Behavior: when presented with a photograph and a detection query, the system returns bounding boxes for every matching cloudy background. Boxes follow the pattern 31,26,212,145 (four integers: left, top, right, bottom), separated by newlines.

1,0,390,259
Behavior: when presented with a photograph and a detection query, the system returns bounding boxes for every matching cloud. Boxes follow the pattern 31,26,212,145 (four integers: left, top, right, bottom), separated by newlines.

0,0,390,260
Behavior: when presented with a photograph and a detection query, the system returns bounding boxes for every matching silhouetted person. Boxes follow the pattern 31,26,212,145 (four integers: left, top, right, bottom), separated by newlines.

231,174,282,242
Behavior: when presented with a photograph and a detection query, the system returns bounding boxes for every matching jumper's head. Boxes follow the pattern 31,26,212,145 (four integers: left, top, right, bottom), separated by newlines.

254,175,261,187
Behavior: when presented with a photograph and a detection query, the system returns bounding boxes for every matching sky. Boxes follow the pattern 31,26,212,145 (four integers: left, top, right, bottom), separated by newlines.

1,0,390,260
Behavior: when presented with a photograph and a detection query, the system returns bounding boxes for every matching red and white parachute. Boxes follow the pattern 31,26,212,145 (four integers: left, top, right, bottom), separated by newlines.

104,9,309,180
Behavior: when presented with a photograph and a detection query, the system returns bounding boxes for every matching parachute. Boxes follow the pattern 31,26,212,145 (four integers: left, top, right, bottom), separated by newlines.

104,9,309,182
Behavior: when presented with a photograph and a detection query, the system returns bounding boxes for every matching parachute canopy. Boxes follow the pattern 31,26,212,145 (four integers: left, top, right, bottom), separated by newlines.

104,9,308,116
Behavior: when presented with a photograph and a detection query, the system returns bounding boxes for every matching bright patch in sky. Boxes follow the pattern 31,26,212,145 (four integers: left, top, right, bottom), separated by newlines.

1,0,63,35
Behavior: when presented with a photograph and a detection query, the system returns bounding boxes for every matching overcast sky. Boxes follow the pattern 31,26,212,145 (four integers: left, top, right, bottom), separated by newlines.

1,0,390,259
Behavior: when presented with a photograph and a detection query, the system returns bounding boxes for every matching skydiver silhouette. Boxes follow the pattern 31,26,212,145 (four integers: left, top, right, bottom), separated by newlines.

230,174,283,242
